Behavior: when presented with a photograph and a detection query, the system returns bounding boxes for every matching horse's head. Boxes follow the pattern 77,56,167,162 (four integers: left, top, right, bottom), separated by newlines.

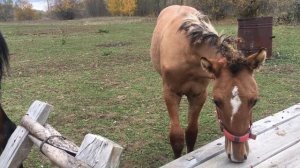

200,38,266,162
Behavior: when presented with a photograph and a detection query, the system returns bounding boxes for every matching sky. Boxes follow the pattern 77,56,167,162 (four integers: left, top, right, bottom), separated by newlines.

28,0,47,11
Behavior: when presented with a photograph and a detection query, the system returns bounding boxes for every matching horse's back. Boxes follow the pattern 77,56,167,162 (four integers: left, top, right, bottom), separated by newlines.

150,5,198,75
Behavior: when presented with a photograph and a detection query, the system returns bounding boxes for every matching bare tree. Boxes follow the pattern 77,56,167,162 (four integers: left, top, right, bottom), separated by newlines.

85,0,109,17
0,0,14,21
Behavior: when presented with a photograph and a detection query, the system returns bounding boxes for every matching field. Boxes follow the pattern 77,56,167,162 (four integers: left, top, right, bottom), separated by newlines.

0,17,299,167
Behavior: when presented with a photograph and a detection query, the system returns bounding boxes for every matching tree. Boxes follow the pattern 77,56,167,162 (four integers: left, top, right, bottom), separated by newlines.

0,0,14,21
51,0,79,20
85,0,109,17
136,0,163,16
107,0,137,16
194,0,233,20
120,0,136,15
14,0,36,20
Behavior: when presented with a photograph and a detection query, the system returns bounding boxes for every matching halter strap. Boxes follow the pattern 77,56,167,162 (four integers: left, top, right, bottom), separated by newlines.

223,126,256,143
217,112,257,143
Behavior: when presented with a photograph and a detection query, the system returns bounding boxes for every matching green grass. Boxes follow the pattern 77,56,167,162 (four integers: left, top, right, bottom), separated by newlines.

0,18,299,167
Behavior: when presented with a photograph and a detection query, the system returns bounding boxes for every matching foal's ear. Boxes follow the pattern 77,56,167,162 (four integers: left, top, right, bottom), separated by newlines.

247,48,267,70
200,57,224,76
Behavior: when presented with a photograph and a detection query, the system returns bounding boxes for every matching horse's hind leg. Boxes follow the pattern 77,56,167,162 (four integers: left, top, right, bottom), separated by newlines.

163,88,184,158
186,91,207,153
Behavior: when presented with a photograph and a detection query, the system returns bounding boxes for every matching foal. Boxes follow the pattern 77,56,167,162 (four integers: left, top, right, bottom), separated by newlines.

150,5,266,162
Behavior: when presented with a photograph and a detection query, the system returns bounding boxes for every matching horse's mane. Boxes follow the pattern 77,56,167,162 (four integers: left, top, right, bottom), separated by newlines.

179,13,247,75
178,12,219,46
0,32,10,84
219,36,248,74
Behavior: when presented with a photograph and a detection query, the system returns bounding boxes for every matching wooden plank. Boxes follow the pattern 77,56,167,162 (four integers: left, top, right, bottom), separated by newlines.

161,138,225,168
29,135,90,168
76,134,123,168
0,100,53,168
161,103,300,168
255,141,300,168
195,114,300,168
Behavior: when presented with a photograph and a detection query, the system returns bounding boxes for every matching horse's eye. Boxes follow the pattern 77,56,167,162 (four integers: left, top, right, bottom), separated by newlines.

212,99,222,108
249,99,258,107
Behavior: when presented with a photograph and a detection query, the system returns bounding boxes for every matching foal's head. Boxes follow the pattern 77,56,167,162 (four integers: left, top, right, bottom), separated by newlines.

179,12,266,162
200,38,266,162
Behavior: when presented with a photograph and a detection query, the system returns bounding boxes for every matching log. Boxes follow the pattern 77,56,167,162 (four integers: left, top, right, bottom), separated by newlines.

21,115,79,155
76,134,123,168
0,100,53,168
45,123,62,136
29,135,90,168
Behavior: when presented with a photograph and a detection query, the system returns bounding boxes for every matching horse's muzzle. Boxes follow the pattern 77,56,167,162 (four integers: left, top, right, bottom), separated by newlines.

225,138,249,163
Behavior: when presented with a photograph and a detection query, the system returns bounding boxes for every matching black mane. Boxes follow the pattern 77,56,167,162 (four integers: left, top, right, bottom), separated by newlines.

0,32,10,84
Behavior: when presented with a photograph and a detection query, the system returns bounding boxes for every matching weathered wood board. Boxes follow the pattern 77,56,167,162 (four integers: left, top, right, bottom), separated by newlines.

76,134,123,168
162,103,300,168
0,101,53,168
255,140,300,168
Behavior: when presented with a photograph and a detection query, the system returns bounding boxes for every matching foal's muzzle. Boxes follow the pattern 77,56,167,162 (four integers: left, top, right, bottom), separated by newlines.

219,120,257,162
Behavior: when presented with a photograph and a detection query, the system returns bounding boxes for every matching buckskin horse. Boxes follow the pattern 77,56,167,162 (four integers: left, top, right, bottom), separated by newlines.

0,32,21,166
150,5,266,162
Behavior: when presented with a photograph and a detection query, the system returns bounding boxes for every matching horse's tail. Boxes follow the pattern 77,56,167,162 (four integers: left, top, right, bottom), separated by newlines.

0,32,10,84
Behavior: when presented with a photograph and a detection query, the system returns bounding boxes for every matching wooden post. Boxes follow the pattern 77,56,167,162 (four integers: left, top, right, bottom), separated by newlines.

76,134,123,168
0,101,53,168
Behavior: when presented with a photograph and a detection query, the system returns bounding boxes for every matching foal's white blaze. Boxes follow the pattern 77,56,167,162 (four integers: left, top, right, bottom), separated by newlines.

230,86,242,124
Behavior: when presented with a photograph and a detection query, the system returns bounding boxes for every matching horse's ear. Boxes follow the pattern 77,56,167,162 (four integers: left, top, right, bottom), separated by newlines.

200,57,224,76
246,48,267,70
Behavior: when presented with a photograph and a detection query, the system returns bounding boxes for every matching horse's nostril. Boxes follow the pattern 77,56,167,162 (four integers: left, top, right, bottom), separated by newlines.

244,155,247,160
228,154,231,160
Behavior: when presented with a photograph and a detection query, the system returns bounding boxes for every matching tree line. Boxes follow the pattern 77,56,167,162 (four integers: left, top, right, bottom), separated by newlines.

0,0,299,23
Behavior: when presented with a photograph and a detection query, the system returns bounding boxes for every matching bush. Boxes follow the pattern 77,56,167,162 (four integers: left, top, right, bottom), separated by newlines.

107,0,137,16
14,0,36,21
51,0,79,20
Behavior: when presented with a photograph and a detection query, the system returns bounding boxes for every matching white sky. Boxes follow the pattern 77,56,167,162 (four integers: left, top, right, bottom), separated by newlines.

29,0,47,11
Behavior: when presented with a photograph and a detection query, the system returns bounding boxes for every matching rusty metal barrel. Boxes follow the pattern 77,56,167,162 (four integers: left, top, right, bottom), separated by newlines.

237,17,274,58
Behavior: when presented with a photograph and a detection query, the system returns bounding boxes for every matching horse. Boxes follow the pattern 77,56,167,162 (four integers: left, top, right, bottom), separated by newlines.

150,5,266,162
0,32,22,168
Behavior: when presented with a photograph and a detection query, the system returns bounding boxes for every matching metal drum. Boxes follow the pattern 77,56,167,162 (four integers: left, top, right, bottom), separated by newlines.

238,17,274,58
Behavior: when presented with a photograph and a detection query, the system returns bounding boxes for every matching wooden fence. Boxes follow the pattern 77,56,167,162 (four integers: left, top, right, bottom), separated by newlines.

0,100,123,168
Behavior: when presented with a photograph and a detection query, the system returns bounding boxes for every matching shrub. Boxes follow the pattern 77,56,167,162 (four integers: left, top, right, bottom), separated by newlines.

14,0,36,21
107,0,137,16
51,0,79,20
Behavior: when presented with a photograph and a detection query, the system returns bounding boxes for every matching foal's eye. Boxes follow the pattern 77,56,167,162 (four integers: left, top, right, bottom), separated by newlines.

249,99,258,107
212,99,222,108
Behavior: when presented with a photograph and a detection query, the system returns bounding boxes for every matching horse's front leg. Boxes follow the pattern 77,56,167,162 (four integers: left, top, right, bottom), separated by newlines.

163,87,184,158
186,91,207,153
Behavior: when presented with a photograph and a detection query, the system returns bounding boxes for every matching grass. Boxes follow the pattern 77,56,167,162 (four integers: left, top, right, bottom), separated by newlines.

0,17,299,167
